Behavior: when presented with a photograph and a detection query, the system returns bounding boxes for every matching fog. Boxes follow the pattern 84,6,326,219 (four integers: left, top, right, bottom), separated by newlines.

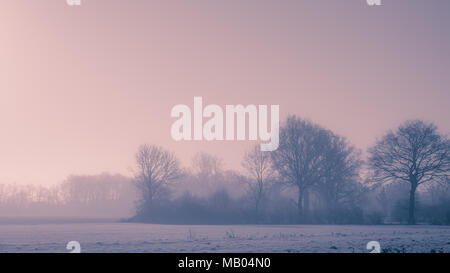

1,117,448,226
0,1,449,226
0,173,136,219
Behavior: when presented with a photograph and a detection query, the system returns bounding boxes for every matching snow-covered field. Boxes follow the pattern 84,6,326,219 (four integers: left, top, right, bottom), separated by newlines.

0,221,449,253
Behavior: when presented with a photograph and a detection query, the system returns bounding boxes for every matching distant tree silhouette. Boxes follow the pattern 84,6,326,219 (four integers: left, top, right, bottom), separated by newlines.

271,116,358,222
242,144,274,222
134,144,181,215
315,132,363,223
368,120,449,224
192,152,223,178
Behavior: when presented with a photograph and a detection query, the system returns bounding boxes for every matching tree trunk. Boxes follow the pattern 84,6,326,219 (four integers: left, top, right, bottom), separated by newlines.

303,189,310,223
408,183,417,225
297,189,303,223
255,197,260,223
253,178,263,223
326,196,335,224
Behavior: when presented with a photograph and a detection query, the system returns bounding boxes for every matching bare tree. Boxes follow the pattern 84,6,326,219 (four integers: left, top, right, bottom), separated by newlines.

316,134,363,222
134,144,181,213
368,120,449,224
242,145,274,221
271,116,331,222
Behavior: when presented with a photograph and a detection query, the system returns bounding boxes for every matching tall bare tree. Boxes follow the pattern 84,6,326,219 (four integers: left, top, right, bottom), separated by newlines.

134,144,181,213
242,145,274,221
271,116,331,222
316,134,363,221
368,120,449,224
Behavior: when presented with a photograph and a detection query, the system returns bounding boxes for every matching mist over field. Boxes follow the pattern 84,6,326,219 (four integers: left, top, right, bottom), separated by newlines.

0,119,449,229
1,1,450,253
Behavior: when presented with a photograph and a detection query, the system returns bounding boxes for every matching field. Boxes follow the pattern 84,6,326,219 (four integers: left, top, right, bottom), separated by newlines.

0,220,449,253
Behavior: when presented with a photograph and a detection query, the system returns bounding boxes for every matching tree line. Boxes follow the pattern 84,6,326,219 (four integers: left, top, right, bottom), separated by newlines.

131,116,449,225
0,116,448,224
0,173,136,218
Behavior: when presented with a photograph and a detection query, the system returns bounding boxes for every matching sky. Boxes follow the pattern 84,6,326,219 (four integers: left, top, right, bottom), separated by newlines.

0,0,449,186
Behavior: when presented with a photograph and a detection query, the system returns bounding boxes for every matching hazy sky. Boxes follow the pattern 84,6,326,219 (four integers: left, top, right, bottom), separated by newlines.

1,0,449,186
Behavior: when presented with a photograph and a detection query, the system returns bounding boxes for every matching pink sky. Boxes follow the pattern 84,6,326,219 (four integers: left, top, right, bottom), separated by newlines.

1,0,449,185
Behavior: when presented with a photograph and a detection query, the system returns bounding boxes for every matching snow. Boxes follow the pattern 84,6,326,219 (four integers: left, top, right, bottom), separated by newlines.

0,222,449,253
